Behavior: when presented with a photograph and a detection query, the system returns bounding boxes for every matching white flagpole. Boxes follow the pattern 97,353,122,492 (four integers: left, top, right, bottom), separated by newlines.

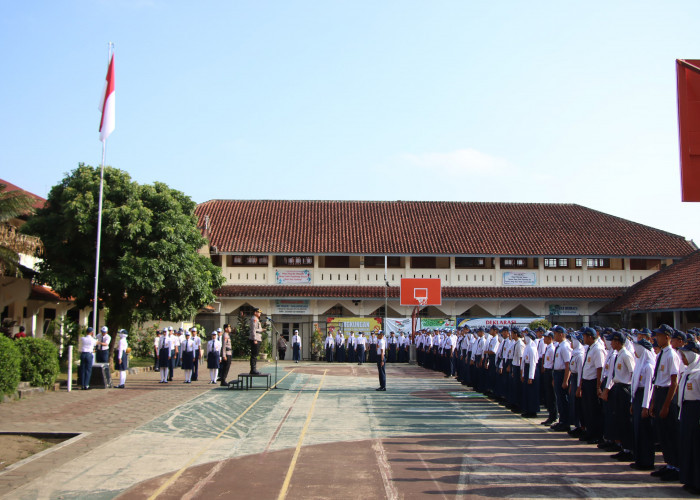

92,42,113,333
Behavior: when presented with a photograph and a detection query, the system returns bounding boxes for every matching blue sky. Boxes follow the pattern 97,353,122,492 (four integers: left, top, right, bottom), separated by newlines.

2,1,700,245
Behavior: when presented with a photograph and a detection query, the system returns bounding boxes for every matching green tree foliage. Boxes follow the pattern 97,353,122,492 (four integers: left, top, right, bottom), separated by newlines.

233,313,251,358
528,319,553,331
16,337,60,387
0,335,22,396
22,164,225,356
0,182,37,276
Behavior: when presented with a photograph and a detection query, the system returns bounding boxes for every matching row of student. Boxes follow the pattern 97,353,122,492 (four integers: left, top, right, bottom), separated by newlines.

416,323,700,495
323,331,411,364
77,326,130,389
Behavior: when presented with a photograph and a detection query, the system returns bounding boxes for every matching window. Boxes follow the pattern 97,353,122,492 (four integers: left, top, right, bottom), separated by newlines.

365,256,401,268
323,256,350,268
229,255,269,266
544,258,569,268
455,257,485,268
501,258,527,268
274,256,313,266
411,256,437,268
587,258,610,268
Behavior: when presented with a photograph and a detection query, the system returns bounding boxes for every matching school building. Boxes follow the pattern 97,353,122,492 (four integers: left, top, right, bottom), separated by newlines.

194,200,696,358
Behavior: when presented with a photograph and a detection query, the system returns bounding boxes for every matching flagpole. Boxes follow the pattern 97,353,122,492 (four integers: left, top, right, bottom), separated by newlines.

92,42,113,333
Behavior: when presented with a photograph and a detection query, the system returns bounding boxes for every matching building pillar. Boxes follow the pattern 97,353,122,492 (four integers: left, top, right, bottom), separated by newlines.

494,257,501,286
673,310,682,329
645,312,653,329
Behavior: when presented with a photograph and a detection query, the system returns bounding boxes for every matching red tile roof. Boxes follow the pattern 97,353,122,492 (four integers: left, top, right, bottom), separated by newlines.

0,178,46,211
196,200,695,258
215,285,624,301
601,250,700,312
29,284,70,302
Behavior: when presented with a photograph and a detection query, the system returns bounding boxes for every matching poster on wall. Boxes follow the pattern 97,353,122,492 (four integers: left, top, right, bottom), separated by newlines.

549,305,579,316
326,317,383,336
386,318,412,335
419,318,456,330
273,300,311,315
275,269,312,284
503,271,537,286
456,317,544,329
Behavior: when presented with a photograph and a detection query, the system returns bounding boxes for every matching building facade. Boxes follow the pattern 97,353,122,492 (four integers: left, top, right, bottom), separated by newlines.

194,200,696,358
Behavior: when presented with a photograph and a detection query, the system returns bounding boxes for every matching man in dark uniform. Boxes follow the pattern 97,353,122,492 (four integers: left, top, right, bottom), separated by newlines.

219,323,233,386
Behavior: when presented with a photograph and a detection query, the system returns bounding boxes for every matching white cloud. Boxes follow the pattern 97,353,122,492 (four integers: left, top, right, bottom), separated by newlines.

400,149,513,177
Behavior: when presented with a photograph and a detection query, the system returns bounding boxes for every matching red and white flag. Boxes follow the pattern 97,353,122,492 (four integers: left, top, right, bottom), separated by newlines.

99,53,115,143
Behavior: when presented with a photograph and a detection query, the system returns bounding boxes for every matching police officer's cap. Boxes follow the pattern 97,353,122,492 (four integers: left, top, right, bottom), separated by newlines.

552,325,566,334
544,331,554,338
638,328,652,337
536,326,546,333
526,331,536,340
87,327,94,333
101,326,108,333
511,326,521,334
611,331,625,344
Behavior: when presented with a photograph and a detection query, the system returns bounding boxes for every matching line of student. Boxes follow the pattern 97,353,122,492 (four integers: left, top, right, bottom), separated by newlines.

416,323,700,495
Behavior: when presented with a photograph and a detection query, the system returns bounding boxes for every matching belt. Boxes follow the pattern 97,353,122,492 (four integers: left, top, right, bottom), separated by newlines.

553,369,565,373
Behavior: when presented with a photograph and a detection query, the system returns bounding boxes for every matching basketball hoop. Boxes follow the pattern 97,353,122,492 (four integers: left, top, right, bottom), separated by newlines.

416,297,428,308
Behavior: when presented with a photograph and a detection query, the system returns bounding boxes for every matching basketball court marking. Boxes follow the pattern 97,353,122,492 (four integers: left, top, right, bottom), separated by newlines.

147,369,295,500
277,369,327,500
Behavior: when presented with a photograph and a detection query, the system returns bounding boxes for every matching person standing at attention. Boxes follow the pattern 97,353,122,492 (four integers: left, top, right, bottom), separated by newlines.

249,309,263,375
376,331,386,391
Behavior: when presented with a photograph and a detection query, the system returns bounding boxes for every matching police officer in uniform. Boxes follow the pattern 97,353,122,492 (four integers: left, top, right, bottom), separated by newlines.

219,323,233,386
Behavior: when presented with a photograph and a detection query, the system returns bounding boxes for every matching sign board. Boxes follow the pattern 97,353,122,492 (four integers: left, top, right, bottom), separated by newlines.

456,317,544,329
503,271,537,286
275,269,312,284
326,317,382,336
549,305,580,316
677,59,700,202
273,300,311,315
419,318,456,329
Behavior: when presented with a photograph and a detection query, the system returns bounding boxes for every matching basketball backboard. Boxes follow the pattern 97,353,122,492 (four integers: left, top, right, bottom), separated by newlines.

400,278,442,306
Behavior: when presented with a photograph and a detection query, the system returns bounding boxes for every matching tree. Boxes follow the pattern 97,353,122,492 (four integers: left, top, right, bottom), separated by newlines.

0,183,38,276
22,164,225,356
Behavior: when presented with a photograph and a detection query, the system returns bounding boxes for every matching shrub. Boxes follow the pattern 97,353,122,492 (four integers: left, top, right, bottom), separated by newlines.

528,319,553,331
131,323,159,358
16,337,60,388
0,335,22,396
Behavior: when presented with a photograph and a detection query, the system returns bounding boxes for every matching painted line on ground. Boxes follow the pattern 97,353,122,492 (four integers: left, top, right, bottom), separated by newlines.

263,377,312,455
148,369,295,500
277,369,327,500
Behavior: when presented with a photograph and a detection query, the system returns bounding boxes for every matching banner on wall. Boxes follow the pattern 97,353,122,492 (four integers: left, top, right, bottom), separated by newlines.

326,317,382,335
503,271,537,286
419,318,456,330
456,317,544,329
273,300,311,315
275,269,312,284
386,318,412,335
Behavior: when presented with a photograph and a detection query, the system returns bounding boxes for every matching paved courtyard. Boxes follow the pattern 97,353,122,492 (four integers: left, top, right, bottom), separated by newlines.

0,361,694,499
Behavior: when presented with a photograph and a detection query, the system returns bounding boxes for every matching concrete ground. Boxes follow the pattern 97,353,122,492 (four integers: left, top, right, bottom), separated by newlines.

0,360,694,499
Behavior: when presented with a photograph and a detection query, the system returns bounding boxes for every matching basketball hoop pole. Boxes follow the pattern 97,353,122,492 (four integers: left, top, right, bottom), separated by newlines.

384,255,388,334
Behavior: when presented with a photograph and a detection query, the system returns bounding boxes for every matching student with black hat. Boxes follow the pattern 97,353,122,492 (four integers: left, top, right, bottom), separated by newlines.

180,330,195,383
540,330,557,426
207,331,222,383
577,327,606,444
649,324,681,481
629,338,656,470
520,331,540,418
551,325,571,432
604,331,635,461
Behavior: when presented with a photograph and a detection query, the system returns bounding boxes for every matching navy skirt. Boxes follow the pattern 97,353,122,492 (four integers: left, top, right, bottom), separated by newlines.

158,347,170,366
181,350,194,370
207,351,220,369
114,352,128,371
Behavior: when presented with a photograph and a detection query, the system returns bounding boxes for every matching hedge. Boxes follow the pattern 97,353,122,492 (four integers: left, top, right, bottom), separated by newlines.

0,335,21,396
15,337,60,388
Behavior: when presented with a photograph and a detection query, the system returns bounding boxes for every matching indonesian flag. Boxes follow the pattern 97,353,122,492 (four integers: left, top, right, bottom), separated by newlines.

99,53,115,143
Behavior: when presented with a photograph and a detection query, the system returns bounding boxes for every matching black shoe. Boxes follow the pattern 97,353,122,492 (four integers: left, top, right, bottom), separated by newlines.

611,451,634,461
568,427,583,438
660,469,679,481
521,412,537,418
220,381,228,386
551,423,569,432
597,441,616,450
250,370,262,375
650,466,670,477
376,387,386,391
540,418,555,426
629,462,655,471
